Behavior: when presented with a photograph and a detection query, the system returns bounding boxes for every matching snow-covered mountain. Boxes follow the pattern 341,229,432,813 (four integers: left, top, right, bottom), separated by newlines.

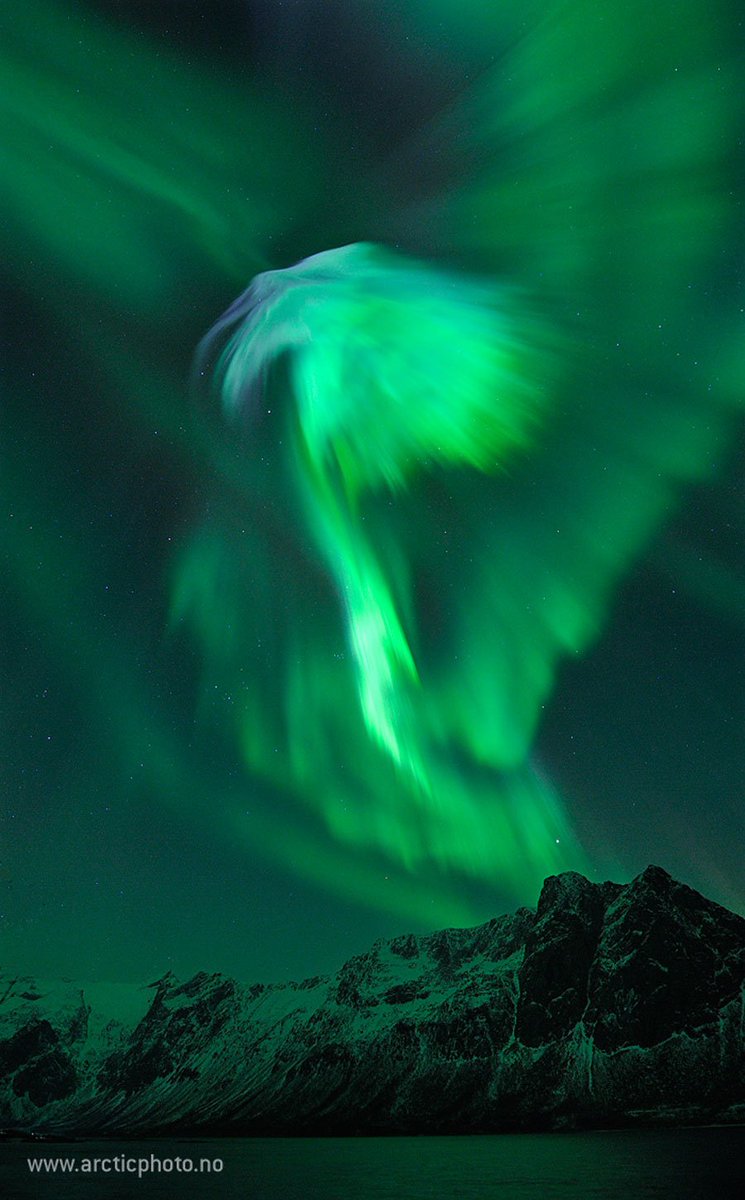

2,866,744,1135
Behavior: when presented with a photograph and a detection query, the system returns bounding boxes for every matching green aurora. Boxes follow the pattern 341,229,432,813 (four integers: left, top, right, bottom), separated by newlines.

1,0,743,983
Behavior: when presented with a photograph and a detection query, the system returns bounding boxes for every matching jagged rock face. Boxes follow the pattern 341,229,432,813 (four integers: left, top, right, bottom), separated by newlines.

0,1021,79,1108
587,868,745,1052
1,866,743,1135
516,872,611,1045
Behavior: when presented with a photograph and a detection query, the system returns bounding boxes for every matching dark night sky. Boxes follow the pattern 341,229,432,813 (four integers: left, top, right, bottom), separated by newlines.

1,0,743,986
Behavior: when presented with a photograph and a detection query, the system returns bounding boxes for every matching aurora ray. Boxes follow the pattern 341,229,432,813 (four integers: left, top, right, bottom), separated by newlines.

175,241,585,896
198,243,553,780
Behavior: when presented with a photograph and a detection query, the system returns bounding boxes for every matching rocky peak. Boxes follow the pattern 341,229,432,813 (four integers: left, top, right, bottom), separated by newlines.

535,870,600,917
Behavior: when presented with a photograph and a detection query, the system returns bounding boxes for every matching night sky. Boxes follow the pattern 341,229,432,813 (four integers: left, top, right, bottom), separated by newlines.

2,0,744,988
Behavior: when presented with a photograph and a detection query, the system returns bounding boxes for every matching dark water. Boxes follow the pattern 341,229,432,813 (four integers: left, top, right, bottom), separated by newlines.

3,1128,745,1199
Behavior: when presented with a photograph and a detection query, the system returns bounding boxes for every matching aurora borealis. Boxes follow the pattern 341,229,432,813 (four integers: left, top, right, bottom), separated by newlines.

2,0,744,986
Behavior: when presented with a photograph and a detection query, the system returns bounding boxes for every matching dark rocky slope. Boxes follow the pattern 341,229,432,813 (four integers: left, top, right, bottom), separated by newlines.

2,866,743,1134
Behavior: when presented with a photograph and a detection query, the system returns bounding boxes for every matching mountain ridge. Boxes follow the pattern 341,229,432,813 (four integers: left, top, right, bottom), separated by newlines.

2,865,744,1135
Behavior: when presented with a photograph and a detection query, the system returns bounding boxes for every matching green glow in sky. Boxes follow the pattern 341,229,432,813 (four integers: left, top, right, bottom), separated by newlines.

175,177,741,909
0,0,322,308
175,242,588,903
2,0,743,981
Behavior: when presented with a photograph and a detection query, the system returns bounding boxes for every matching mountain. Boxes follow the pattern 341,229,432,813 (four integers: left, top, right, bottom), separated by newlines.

2,866,744,1135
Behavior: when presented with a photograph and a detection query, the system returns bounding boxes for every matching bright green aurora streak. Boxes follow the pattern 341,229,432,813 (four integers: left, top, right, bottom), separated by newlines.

178,243,572,895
